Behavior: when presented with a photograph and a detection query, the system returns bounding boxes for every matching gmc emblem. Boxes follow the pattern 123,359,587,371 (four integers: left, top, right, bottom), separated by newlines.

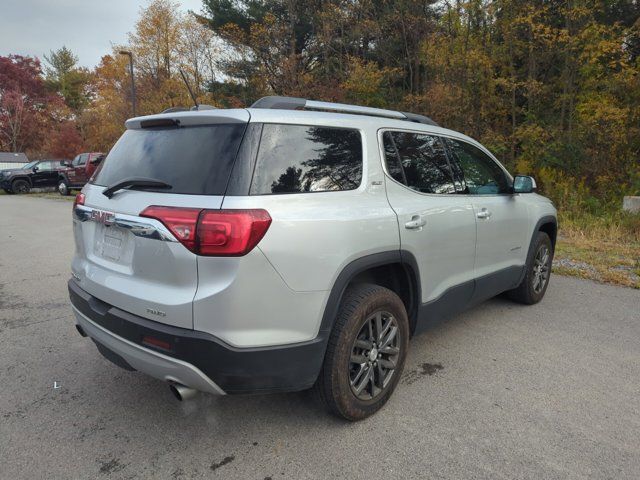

91,209,115,226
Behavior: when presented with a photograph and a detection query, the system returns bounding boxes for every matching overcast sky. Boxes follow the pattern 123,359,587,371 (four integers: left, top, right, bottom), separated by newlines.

0,0,204,69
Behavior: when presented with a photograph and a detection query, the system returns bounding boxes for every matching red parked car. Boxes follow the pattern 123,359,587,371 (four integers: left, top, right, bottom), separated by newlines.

58,152,104,195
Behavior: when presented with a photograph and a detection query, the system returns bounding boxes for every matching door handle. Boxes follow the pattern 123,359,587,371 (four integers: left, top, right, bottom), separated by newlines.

405,215,426,230
476,209,492,219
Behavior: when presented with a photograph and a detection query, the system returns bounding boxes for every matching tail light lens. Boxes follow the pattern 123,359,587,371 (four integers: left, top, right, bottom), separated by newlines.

140,206,201,251
198,209,272,256
73,192,85,209
140,206,271,256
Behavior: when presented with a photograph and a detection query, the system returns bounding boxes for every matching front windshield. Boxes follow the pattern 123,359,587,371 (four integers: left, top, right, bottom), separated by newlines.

22,161,38,170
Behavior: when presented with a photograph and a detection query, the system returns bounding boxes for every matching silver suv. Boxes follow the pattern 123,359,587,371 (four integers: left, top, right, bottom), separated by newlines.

69,96,557,420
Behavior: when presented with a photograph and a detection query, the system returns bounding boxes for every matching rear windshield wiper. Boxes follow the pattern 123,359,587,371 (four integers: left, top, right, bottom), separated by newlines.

102,177,172,198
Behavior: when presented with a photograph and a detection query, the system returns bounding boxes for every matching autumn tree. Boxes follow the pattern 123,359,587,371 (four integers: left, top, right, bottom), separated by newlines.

45,120,85,158
129,0,182,85
42,0,637,211
412,0,640,208
79,54,131,152
81,0,222,151
178,14,221,96
0,55,58,154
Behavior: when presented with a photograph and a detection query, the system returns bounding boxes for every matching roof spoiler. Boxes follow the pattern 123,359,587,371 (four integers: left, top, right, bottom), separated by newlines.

250,96,439,126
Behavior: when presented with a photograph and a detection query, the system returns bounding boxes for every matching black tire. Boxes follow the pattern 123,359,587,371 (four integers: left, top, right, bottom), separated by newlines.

58,179,71,196
11,179,30,194
507,232,553,305
314,283,409,421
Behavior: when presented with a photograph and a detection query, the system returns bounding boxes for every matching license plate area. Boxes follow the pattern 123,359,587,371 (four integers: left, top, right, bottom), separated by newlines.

94,224,131,264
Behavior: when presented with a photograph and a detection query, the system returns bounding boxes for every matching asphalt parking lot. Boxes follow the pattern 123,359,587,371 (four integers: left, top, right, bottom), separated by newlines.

1,194,639,479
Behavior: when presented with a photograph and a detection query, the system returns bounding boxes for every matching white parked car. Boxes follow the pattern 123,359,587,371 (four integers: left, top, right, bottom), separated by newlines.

68,97,557,420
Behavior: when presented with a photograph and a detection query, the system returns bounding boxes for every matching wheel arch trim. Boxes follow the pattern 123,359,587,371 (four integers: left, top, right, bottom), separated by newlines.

517,215,557,285
532,215,558,249
318,250,421,336
11,175,32,187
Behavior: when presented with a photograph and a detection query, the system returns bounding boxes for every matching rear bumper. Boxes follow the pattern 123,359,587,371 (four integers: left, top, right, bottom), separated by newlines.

73,306,225,395
68,280,327,394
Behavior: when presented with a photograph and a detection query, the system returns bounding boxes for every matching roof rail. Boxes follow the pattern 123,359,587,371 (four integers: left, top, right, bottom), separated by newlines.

250,96,439,126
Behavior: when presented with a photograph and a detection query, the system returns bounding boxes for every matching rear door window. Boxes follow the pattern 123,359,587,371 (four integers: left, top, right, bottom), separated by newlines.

383,131,456,194
91,124,246,195
250,124,362,195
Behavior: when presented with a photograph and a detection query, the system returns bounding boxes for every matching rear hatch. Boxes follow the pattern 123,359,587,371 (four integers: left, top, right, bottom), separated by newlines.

72,110,249,329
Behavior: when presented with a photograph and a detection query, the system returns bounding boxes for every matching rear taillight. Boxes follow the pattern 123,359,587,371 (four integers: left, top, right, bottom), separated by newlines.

140,206,271,257
73,192,85,209
198,209,272,256
140,206,201,251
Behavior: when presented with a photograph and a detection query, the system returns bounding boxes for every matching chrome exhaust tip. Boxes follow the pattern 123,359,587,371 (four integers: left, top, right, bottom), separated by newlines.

169,383,198,401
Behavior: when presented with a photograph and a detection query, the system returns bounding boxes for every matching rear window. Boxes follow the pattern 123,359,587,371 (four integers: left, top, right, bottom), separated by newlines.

250,124,362,195
92,124,246,195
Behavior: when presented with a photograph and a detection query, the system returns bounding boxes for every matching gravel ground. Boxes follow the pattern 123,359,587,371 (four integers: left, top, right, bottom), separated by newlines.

1,195,639,480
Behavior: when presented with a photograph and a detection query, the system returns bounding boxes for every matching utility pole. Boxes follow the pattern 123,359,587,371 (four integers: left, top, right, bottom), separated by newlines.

118,50,136,117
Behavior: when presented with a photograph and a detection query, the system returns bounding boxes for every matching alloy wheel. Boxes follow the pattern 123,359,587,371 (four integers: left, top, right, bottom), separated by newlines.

349,311,401,401
532,245,550,294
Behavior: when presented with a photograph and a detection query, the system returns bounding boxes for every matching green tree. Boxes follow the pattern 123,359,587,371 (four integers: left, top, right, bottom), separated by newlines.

44,46,91,113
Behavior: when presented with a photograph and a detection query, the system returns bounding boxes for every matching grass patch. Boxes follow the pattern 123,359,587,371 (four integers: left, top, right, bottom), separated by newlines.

0,190,74,201
28,192,75,201
554,210,640,288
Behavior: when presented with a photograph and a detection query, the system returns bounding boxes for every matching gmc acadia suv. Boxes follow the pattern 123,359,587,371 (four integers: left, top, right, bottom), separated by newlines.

68,97,557,420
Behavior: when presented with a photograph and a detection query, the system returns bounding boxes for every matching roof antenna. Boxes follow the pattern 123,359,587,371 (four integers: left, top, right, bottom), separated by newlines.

179,68,199,110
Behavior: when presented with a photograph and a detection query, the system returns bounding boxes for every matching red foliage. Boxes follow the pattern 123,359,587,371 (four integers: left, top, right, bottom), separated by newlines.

46,121,85,159
0,55,49,101
0,55,60,153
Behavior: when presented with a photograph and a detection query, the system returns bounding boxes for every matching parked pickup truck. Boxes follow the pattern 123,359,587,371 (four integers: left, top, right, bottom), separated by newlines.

1,159,68,194
58,152,104,195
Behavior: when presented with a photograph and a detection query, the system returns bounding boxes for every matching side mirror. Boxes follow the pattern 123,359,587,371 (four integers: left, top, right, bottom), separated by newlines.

32,166,39,172
513,175,536,194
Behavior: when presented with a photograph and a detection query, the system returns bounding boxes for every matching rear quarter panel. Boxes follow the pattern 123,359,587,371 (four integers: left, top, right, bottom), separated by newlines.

220,123,400,293
214,124,399,345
